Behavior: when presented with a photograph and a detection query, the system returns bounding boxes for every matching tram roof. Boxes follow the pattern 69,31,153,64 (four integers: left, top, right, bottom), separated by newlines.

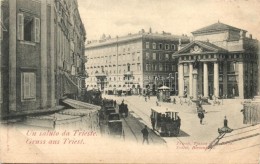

151,106,178,113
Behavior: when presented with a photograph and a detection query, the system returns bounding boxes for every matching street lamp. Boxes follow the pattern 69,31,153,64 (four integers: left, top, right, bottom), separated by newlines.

175,72,178,95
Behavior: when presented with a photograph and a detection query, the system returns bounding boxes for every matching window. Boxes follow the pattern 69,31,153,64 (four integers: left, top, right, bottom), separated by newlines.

159,43,163,49
21,72,36,100
17,13,40,42
159,64,163,71
152,43,156,49
165,54,169,60
146,53,150,60
154,64,157,71
137,63,141,71
165,44,169,50
171,44,176,50
132,53,135,61
165,64,169,71
145,42,149,49
159,54,163,60
172,65,176,71
152,53,156,60
146,64,149,71
228,62,237,73
172,54,175,60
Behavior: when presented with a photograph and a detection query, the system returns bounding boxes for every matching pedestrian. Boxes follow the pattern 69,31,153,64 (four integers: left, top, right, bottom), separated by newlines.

141,125,149,144
173,98,176,104
156,101,159,106
150,115,155,130
179,98,183,105
148,93,150,100
198,111,204,124
145,95,147,102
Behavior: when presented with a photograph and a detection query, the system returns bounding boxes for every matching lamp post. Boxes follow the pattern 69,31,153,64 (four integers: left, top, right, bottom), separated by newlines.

175,72,178,95
169,73,172,92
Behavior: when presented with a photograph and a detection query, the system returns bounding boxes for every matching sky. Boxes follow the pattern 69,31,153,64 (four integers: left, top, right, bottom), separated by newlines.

77,0,260,41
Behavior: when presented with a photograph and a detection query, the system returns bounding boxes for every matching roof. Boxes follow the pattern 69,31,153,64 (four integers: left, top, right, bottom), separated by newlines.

151,106,178,113
86,32,189,49
173,40,227,56
192,22,246,34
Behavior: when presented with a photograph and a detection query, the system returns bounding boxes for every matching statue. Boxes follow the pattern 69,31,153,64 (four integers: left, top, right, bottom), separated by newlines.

193,58,199,69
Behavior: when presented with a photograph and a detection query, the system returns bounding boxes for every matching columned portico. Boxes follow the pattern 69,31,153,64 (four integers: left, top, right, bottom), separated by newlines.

178,64,184,97
238,62,244,98
223,61,228,96
214,62,219,97
203,62,208,97
174,38,253,100
192,69,198,99
189,63,193,97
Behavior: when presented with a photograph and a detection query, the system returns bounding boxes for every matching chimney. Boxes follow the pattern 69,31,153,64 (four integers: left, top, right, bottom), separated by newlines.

149,27,152,33
249,34,252,39
141,29,145,33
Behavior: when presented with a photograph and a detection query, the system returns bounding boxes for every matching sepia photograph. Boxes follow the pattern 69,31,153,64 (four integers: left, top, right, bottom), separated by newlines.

0,0,260,163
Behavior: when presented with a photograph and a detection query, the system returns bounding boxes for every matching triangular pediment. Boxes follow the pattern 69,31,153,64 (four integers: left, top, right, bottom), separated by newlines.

174,41,227,55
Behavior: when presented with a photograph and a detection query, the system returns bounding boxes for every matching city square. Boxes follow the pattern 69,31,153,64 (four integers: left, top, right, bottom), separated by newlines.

1,0,260,163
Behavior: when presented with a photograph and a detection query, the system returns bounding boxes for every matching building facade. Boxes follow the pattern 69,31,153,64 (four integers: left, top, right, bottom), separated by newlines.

174,22,259,99
0,0,86,119
85,29,189,94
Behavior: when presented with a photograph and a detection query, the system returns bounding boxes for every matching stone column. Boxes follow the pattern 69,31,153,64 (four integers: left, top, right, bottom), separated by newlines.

214,62,219,97
223,61,228,96
203,62,208,97
189,63,193,97
41,0,48,108
178,63,184,97
9,0,17,111
254,46,260,100
50,1,55,107
238,62,244,98
198,63,203,95
193,69,198,100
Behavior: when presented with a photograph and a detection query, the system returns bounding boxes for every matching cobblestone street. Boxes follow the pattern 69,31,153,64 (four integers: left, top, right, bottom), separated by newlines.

103,94,260,155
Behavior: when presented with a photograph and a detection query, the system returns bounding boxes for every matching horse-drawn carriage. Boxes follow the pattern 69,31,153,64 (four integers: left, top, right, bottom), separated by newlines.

99,99,124,137
151,107,181,137
119,102,129,117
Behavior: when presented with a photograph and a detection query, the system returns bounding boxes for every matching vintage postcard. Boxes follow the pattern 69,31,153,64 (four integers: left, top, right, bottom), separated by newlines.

0,0,260,163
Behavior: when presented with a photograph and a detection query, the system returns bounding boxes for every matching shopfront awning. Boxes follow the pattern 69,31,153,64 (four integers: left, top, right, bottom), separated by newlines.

63,72,78,94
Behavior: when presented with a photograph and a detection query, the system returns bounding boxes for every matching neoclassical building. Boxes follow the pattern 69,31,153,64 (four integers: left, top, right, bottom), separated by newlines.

85,29,189,94
174,22,258,99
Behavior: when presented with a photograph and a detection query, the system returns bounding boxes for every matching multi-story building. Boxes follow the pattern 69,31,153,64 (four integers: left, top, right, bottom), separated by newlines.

174,22,259,99
0,0,86,119
85,29,189,95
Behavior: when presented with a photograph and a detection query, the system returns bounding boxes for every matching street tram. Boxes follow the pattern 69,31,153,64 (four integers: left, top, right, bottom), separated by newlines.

151,106,181,137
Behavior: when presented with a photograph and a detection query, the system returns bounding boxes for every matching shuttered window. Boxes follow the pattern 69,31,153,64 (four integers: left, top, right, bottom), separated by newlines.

22,72,36,100
17,13,24,40
17,13,40,42
34,18,40,42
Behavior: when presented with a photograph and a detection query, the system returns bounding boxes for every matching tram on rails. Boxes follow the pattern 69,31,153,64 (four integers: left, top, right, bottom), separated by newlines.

151,107,181,137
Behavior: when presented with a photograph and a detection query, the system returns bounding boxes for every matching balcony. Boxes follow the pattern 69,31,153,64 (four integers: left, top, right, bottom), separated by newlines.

124,71,133,76
95,71,107,77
